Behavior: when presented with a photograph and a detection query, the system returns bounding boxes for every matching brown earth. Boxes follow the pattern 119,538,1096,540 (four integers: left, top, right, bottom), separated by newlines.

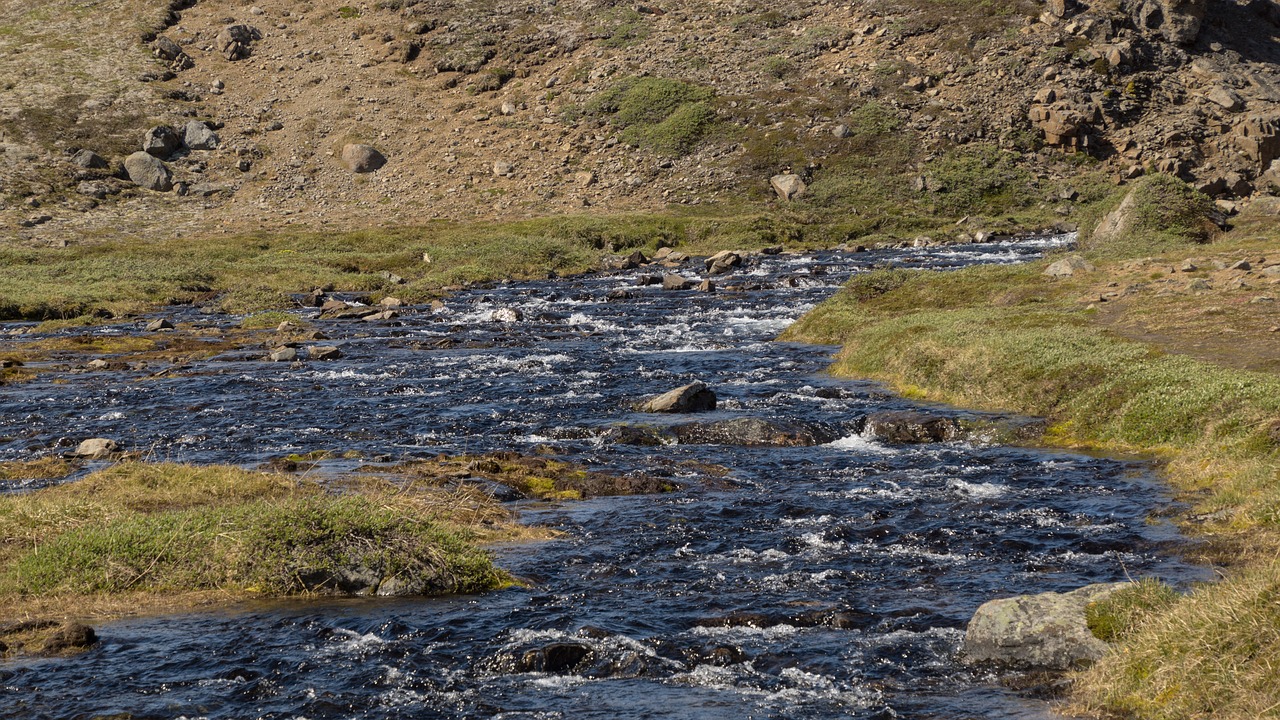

3,0,1280,245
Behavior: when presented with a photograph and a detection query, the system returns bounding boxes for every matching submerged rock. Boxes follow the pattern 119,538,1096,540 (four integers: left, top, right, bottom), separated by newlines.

963,583,1129,670
636,381,717,413
673,417,839,446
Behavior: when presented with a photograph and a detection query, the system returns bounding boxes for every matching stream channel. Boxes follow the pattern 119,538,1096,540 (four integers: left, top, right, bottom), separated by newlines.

0,237,1208,719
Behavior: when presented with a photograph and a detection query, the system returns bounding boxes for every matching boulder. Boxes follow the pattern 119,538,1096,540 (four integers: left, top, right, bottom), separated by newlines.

142,126,180,158
72,438,119,459
673,417,840,446
71,149,109,169
862,410,961,444
963,583,1129,670
490,307,524,323
215,24,260,60
1090,189,1139,246
637,382,717,413
662,274,693,291
145,318,174,331
182,120,220,150
770,173,806,201
341,144,386,173
1205,86,1244,113
1126,0,1206,45
1044,255,1097,277
267,346,298,362
124,152,173,192
492,160,515,177
705,250,742,275
308,346,343,360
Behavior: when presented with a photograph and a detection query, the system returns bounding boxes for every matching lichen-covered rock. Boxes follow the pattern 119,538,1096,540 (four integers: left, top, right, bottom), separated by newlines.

963,583,1129,670
672,417,839,446
124,152,173,191
1127,0,1207,45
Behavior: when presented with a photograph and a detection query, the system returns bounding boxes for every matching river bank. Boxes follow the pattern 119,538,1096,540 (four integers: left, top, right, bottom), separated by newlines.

783,178,1280,718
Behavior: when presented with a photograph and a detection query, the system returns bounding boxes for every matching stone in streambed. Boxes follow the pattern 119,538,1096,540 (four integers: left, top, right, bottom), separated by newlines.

862,410,961,444
636,381,717,413
672,417,839,446
71,438,119,459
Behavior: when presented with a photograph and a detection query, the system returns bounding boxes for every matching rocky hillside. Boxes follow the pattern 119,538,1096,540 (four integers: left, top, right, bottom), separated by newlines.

2,0,1279,244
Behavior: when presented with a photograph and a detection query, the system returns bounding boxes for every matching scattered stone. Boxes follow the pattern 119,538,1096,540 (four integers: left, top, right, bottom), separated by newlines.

146,318,174,332
492,160,515,177
308,346,343,360
142,126,180,158
697,280,716,293
770,173,806,201
71,438,119,459
636,381,717,413
1205,86,1244,113
574,170,596,186
1044,255,1097,277
267,346,298,362
963,583,1129,670
71,149,109,169
1229,259,1252,271
380,296,404,308
662,274,693,291
182,120,219,150
705,250,742,275
124,152,173,192
363,310,399,322
1180,260,1199,272
862,411,961,444
490,308,523,323
341,144,386,173
832,124,852,138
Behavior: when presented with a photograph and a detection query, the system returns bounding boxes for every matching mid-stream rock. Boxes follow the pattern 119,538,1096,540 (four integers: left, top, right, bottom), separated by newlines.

963,583,1129,670
862,411,961,444
636,381,717,413
71,438,119,459
673,417,839,446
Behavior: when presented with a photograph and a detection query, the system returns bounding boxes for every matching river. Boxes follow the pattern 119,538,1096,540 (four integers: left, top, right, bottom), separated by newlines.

0,237,1206,719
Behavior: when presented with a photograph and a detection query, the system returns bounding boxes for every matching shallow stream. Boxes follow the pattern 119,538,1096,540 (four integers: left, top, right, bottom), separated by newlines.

0,238,1207,719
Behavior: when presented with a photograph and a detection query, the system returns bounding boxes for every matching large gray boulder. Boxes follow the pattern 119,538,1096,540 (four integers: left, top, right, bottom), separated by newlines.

183,120,220,150
341,143,386,173
637,381,717,413
770,173,806,201
124,152,173,191
963,583,1129,670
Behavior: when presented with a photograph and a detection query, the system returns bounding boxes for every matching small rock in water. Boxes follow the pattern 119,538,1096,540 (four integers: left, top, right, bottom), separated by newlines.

267,346,297,362
637,381,717,413
697,280,716,293
308,346,342,360
146,318,174,332
490,308,523,323
862,410,961,444
662,274,692,291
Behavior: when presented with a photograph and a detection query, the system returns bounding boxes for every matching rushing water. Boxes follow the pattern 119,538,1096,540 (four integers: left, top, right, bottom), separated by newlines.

0,238,1207,719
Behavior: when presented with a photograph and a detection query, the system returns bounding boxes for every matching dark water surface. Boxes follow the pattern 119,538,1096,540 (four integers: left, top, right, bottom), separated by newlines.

0,238,1207,719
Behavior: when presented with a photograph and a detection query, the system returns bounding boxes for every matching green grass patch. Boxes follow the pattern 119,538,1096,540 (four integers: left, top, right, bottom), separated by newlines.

0,463,511,601
585,76,718,157
1086,578,1180,642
